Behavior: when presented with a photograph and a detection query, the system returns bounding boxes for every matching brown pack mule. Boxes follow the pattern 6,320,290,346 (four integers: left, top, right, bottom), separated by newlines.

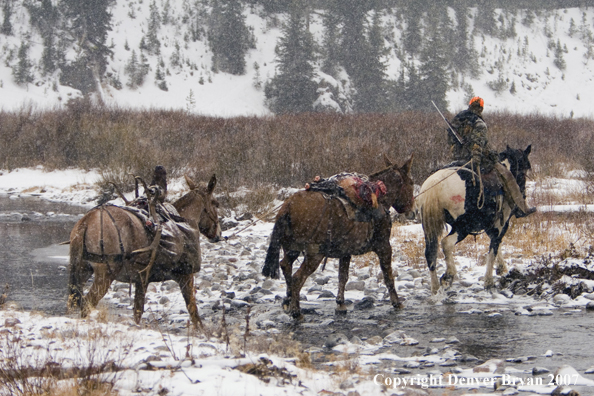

262,155,414,319
68,175,221,330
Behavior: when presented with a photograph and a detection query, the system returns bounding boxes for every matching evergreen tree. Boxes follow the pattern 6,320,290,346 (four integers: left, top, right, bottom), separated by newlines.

402,2,422,57
389,68,408,112
60,0,113,93
452,3,470,74
25,0,60,75
321,6,341,77
161,0,171,25
265,2,316,114
2,0,13,36
355,10,389,112
125,50,149,88
208,0,250,75
188,0,208,42
399,61,424,110
338,1,388,112
554,39,566,71
170,41,182,68
417,9,449,112
125,50,139,87
475,2,498,36
41,33,58,75
155,61,168,91
13,41,33,85
144,0,161,55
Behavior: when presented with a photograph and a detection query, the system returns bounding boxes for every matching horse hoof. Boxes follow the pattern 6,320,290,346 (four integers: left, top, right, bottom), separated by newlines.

291,311,304,321
335,308,348,316
392,299,404,309
440,273,454,287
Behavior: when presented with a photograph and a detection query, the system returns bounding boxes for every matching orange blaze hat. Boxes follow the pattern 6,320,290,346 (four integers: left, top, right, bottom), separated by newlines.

469,96,484,107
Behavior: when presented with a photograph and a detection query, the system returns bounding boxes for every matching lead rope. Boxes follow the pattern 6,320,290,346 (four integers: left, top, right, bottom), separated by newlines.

413,159,474,200
224,202,284,240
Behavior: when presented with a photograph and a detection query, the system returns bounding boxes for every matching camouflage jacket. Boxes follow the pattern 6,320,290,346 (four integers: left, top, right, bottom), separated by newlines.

448,108,498,173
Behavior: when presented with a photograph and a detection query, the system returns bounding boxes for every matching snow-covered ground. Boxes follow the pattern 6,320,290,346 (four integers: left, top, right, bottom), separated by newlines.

1,167,594,396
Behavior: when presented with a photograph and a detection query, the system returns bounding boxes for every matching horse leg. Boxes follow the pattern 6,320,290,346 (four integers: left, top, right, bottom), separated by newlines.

279,250,300,312
424,233,440,294
68,260,93,311
82,262,115,318
440,232,460,288
495,253,508,275
485,228,505,290
376,243,401,309
336,256,351,314
133,280,146,324
288,252,324,319
176,273,203,331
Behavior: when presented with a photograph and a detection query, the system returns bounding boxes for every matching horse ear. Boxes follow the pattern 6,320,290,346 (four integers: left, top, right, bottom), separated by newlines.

524,144,532,156
184,174,197,190
383,153,394,167
401,154,414,176
207,174,217,194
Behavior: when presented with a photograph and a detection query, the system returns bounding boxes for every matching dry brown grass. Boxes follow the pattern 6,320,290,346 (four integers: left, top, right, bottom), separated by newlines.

394,211,594,273
391,224,426,269
1,104,591,193
351,252,378,269
218,185,279,217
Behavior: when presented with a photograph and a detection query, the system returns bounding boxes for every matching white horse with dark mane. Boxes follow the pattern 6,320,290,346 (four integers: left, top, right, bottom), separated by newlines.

416,145,532,294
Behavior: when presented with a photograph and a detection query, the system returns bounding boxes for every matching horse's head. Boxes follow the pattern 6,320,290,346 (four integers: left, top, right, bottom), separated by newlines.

371,154,415,215
174,174,222,243
499,145,532,194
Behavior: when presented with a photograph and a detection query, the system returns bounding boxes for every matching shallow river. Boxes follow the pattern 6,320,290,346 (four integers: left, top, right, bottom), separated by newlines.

1,194,593,394
0,194,87,314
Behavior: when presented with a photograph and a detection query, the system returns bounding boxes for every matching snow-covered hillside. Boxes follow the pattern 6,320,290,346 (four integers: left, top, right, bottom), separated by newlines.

2,3,594,117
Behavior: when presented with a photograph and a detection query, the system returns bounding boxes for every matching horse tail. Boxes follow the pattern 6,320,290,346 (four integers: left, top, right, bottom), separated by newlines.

68,216,88,310
418,178,446,271
262,205,290,280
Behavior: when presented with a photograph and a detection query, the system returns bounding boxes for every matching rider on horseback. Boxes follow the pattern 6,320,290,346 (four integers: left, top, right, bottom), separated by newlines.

448,97,536,218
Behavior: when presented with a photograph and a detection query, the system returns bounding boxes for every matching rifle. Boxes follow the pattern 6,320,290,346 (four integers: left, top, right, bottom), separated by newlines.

432,100,464,145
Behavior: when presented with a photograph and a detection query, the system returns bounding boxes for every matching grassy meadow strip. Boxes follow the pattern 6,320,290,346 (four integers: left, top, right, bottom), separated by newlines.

1,102,593,192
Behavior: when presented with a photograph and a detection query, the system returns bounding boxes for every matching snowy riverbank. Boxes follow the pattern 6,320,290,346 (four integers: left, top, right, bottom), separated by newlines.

1,167,594,396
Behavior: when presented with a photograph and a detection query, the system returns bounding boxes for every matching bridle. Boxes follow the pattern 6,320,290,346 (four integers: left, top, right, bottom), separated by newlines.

372,166,412,214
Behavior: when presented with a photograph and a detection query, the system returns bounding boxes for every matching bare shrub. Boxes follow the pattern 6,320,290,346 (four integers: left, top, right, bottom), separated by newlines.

218,185,278,217
0,319,131,396
0,105,590,190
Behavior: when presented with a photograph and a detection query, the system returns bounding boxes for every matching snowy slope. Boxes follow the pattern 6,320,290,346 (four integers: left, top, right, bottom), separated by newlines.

1,3,594,117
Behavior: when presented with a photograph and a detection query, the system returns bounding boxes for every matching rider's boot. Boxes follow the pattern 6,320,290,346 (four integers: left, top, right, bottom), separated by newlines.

494,163,536,218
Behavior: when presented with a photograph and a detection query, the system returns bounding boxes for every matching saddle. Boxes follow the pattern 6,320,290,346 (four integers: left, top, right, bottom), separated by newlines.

305,172,386,222
450,163,505,225
439,161,502,196
119,201,200,269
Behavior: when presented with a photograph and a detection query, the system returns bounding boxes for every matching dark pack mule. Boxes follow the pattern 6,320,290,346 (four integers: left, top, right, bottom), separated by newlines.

262,155,414,319
416,146,532,294
68,175,221,329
